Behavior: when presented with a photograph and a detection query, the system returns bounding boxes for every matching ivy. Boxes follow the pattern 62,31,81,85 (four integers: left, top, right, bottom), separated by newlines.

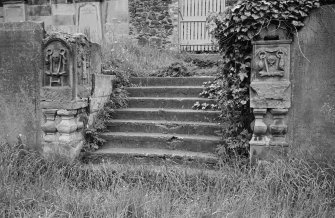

205,0,320,156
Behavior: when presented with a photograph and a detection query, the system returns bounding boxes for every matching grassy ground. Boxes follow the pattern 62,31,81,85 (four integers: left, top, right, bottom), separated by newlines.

1,142,335,217
102,38,221,77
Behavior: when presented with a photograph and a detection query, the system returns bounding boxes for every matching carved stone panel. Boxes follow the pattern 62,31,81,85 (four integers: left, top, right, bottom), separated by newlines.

255,47,287,78
43,40,70,87
252,40,291,81
250,40,292,109
250,81,291,108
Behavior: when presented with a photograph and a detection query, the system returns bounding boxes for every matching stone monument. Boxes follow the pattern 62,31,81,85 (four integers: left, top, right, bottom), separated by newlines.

249,26,291,162
41,32,93,159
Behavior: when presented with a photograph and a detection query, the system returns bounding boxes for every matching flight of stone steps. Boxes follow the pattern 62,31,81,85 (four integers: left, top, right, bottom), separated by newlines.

86,76,222,167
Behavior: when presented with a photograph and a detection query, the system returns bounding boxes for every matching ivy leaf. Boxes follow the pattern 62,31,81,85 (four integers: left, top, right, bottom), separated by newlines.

292,20,304,27
251,14,260,20
238,72,248,81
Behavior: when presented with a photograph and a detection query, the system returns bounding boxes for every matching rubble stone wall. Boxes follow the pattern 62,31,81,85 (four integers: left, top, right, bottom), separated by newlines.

129,0,178,48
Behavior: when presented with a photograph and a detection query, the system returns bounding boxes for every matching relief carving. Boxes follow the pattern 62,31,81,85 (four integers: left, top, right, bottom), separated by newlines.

255,47,287,77
76,45,90,85
44,41,69,87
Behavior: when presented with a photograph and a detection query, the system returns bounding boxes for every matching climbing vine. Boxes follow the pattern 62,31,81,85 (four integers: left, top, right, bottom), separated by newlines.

205,0,321,156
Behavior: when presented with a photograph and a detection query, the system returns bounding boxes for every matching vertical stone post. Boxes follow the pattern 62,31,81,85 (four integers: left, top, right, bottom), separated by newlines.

250,27,292,163
41,32,93,160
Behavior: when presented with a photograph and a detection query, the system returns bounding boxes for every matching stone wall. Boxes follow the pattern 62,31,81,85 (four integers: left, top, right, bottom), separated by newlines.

0,0,105,44
129,0,178,48
0,22,44,147
289,4,335,159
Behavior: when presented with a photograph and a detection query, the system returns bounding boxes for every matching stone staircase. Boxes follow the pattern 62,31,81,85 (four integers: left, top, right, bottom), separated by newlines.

85,76,222,167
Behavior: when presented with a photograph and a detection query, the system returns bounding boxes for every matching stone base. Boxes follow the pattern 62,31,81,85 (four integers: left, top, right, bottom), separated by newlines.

250,145,288,165
42,132,84,161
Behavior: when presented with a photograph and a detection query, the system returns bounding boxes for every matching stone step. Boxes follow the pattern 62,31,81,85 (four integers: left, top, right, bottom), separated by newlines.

126,86,203,98
100,132,221,153
112,108,220,122
106,120,222,136
130,76,214,87
83,147,218,167
128,97,215,109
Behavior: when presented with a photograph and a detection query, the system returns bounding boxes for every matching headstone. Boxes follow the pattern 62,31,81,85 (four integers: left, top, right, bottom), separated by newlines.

289,4,335,158
3,0,27,22
77,2,103,44
105,0,129,41
0,22,44,147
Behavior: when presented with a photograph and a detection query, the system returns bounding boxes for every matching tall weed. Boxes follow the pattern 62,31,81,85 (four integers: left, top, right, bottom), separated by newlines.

1,142,335,217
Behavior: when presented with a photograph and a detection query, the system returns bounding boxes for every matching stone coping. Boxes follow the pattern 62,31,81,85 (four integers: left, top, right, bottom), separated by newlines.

41,99,88,110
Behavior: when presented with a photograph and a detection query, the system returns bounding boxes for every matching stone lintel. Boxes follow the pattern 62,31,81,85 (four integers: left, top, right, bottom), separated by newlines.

253,108,267,115
57,109,77,116
252,39,292,45
41,99,88,110
2,0,27,5
270,108,289,115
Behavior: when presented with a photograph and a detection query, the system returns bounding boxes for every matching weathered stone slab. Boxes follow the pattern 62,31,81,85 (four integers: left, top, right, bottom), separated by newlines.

41,100,88,110
29,15,53,27
91,74,115,98
52,14,75,25
27,5,51,16
289,4,335,158
51,3,75,15
0,7,4,19
3,2,27,22
250,81,291,108
46,24,77,34
0,22,44,146
105,0,129,40
90,43,102,74
76,2,103,44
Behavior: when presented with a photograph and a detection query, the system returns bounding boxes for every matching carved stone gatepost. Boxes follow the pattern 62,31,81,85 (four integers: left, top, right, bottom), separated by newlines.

250,33,292,163
41,32,93,160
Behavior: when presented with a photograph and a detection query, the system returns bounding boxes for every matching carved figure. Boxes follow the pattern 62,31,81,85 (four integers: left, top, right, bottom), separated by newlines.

44,41,69,87
256,48,287,77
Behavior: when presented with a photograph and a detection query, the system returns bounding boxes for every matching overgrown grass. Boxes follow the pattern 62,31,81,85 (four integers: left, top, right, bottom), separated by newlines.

1,142,335,217
101,38,221,77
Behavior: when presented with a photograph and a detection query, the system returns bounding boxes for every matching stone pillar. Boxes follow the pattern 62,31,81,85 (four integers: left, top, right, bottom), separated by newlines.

3,0,27,22
41,32,94,160
250,28,292,163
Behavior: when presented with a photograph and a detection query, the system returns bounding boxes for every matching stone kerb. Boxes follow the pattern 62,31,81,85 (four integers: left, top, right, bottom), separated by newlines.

249,26,292,163
40,32,104,160
88,74,115,126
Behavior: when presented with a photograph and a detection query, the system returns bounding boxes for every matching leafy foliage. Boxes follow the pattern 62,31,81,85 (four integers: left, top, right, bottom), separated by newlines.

153,62,195,77
205,0,320,156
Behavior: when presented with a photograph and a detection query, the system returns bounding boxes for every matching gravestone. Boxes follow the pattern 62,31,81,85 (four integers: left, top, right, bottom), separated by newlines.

289,4,335,158
0,22,44,147
3,0,27,22
77,2,103,44
105,0,129,41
